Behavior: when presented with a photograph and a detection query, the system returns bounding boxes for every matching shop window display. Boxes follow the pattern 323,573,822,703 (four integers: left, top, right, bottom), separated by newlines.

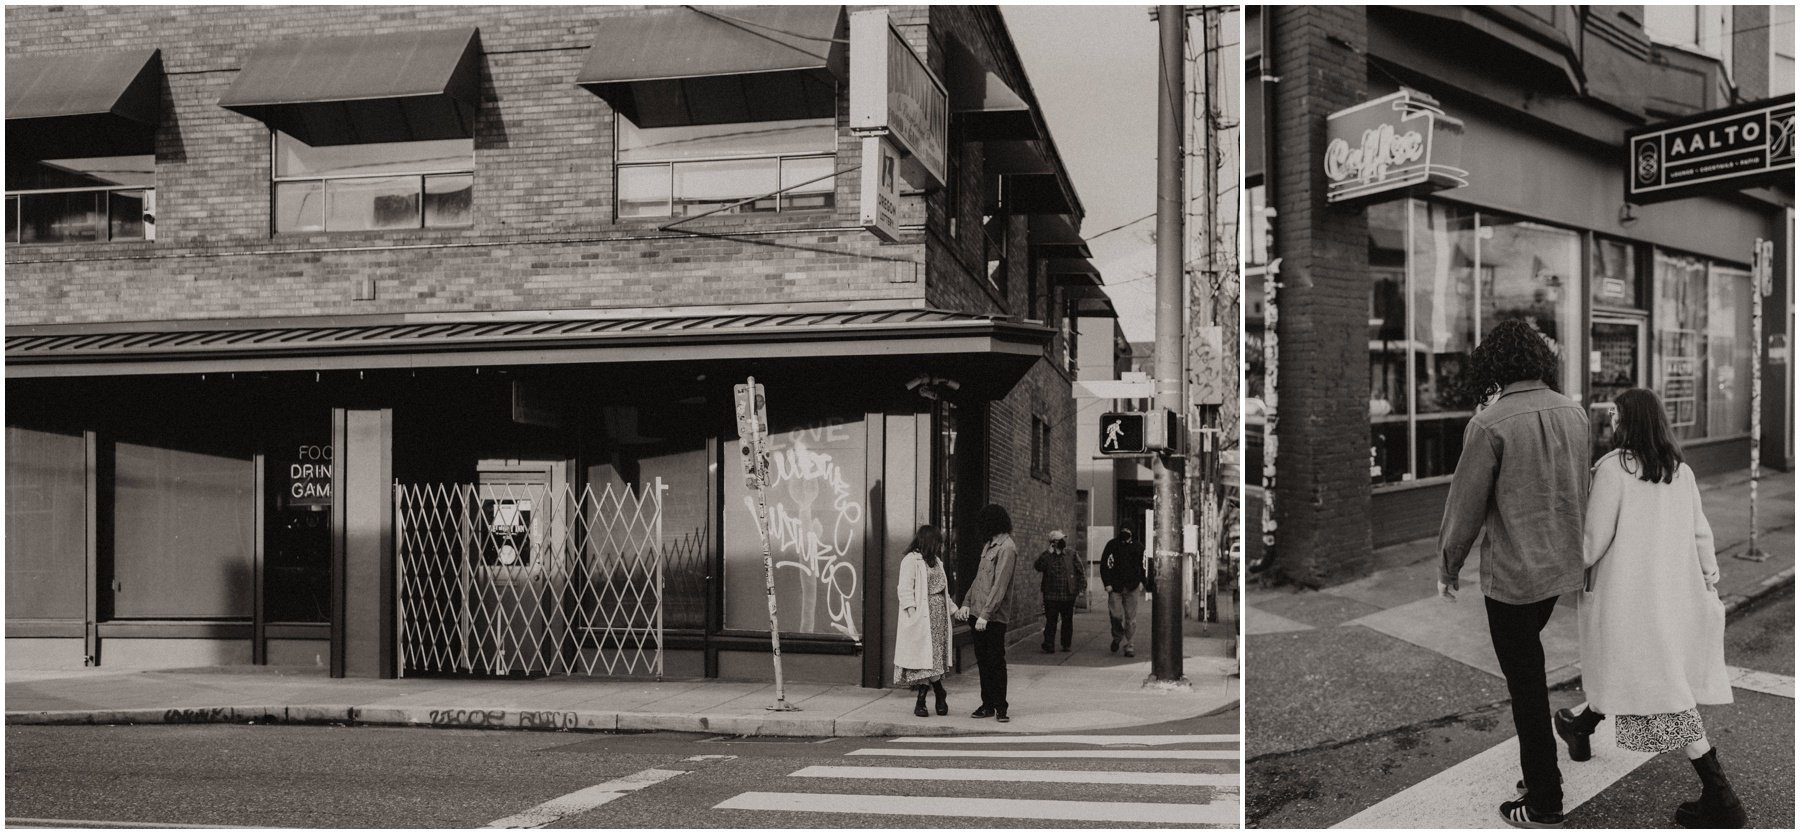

1368,199,1581,485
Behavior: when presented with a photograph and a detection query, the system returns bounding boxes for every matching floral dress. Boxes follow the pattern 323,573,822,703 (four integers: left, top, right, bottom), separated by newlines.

1614,708,1706,754
894,561,952,686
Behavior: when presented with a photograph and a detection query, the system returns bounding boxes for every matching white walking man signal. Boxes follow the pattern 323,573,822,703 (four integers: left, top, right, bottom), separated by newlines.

1105,419,1125,450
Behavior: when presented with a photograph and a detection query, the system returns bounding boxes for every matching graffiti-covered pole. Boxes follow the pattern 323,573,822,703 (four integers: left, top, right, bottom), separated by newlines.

736,378,798,710
1739,239,1774,562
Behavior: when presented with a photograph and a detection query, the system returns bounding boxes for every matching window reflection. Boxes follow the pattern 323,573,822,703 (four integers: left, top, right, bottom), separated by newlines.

6,155,155,244
1478,216,1582,397
1368,200,1410,484
616,116,835,219
272,132,473,233
1654,252,1709,438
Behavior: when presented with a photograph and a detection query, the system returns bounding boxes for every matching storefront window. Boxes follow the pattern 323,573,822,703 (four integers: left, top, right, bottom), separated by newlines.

265,440,333,623
1370,200,1581,485
1478,214,1582,397
5,426,88,621
1591,237,1642,309
1654,252,1710,438
1707,265,1754,438
6,155,156,244
722,415,866,638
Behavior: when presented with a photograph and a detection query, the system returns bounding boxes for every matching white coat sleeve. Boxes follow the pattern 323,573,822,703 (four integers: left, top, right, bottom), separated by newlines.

896,556,921,614
1583,462,1622,569
1690,474,1719,587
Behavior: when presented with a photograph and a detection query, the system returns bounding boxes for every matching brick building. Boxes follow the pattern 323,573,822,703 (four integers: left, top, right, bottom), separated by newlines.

4,5,1111,688
1246,6,1795,586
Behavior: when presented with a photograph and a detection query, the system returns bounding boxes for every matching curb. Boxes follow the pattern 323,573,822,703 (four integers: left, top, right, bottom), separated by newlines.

1,703,986,738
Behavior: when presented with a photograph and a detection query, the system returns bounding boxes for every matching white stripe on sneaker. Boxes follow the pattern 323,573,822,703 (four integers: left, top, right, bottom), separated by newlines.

715,791,1234,825
791,764,1238,787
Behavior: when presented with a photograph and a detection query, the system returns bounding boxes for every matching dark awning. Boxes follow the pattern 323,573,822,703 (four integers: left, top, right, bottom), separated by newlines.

945,35,1037,142
6,48,162,158
6,307,1052,385
218,28,481,146
1029,213,1090,259
999,172,1077,215
577,6,846,128
1064,285,1118,318
1045,257,1103,287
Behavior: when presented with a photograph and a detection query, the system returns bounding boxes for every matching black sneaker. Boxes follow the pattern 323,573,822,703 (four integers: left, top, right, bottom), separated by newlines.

1110,638,1120,653
1499,797,1565,829
1041,645,1056,654
995,712,1010,723
1124,648,1135,657
1060,646,1072,652
971,706,995,719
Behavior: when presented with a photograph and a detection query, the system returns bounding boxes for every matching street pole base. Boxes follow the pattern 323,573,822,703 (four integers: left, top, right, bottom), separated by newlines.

1141,675,1194,692
1735,547,1770,563
766,701,801,712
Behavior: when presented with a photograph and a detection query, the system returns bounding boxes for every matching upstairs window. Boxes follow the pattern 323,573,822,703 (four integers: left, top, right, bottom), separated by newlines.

983,214,1010,295
6,155,155,244
272,132,473,233
616,116,836,219
1644,5,1733,65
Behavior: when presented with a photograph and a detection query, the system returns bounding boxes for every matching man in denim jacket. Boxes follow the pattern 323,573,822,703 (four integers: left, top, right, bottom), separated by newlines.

1438,320,1589,829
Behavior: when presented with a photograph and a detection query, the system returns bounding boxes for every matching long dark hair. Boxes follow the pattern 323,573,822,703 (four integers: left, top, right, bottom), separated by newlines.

906,525,943,567
976,503,1013,540
1460,319,1562,406
1610,388,1683,484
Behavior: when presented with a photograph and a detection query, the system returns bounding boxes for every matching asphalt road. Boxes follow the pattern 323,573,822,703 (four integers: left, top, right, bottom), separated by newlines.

6,710,1239,828
1247,586,1795,828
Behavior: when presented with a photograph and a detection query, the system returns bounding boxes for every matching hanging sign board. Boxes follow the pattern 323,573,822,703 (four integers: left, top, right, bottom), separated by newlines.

1324,89,1468,204
850,9,948,189
858,136,904,241
1626,94,1794,205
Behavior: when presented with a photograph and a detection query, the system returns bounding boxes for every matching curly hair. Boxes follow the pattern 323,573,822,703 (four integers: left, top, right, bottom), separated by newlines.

1458,319,1562,406
975,503,1013,540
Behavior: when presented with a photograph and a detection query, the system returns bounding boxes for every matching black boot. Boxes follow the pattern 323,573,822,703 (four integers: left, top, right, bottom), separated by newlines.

913,685,929,718
1554,707,1604,762
1675,748,1747,828
931,680,948,716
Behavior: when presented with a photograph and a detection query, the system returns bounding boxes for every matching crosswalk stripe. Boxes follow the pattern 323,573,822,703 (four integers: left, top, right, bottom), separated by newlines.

791,764,1238,787
888,734,1235,746
847,747,1235,760
483,768,687,828
1727,665,1794,699
715,791,1234,825
1331,720,1652,828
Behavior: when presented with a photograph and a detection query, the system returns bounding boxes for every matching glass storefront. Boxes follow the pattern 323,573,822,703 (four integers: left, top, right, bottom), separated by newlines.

1653,251,1754,442
1369,199,1582,484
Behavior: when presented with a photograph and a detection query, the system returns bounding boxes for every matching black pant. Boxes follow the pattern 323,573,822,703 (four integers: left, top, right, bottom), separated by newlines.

1486,595,1564,813
973,621,1009,712
1042,599,1075,649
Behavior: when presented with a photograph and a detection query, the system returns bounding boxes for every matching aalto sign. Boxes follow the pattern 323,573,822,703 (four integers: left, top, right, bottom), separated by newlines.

1626,94,1794,204
1323,89,1468,204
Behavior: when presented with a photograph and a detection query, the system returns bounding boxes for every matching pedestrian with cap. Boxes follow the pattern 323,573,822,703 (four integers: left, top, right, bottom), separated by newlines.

1034,529,1086,653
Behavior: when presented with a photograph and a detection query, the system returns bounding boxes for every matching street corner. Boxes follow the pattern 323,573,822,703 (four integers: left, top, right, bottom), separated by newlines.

1246,625,1510,760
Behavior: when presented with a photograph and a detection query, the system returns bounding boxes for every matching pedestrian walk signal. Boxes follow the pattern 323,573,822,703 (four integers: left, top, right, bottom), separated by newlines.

1100,412,1147,455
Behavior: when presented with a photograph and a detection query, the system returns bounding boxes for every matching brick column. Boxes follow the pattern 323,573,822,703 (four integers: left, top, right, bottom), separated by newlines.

1269,7,1374,586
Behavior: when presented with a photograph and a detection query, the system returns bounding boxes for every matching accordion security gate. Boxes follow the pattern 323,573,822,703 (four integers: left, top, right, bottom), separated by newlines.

396,480,665,678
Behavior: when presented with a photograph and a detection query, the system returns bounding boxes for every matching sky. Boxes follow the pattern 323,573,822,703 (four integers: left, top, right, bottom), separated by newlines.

1003,4,1161,343
1003,5,1241,346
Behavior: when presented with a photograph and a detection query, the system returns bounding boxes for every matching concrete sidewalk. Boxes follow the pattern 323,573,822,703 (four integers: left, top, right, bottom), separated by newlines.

1245,469,1793,760
7,608,1236,739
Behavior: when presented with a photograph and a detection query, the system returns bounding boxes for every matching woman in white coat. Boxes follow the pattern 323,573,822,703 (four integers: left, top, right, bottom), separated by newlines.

893,525,955,717
1558,388,1743,828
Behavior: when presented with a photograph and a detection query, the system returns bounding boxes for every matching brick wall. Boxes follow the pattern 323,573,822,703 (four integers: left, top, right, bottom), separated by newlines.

4,5,921,324
1267,7,1375,587
980,355,1078,629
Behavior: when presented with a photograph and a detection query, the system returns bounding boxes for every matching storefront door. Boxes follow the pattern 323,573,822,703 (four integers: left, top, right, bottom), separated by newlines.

1590,316,1648,457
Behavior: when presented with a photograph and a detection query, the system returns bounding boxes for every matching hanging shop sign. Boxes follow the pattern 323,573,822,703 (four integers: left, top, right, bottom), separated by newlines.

849,8,948,189
1626,94,1795,204
859,135,904,242
1323,89,1468,204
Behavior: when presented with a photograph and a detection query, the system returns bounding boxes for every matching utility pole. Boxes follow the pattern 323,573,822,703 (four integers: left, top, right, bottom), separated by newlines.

1150,3,1188,685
